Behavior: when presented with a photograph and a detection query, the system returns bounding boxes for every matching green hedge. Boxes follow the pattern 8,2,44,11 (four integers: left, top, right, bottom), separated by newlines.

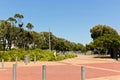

0,49,77,62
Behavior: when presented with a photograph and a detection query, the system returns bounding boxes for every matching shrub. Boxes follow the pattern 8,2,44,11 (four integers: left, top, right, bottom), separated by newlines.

65,53,77,59
55,55,65,61
0,49,77,62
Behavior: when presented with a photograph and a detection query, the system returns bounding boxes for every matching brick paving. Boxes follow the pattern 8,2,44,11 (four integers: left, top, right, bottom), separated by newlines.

0,55,120,80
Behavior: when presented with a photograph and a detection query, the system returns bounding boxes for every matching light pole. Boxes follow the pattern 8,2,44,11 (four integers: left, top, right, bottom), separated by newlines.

40,26,51,51
49,27,51,51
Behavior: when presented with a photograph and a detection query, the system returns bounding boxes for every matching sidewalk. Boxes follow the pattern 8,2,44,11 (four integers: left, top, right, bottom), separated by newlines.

0,55,120,80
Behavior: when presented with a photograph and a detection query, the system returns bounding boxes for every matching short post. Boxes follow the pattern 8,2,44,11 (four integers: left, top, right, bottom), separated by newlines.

24,55,30,65
34,56,36,64
13,64,17,80
2,59,4,70
42,65,46,80
81,66,85,80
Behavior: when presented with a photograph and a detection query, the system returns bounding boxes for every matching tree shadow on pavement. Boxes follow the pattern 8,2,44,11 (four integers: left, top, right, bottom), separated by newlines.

93,55,111,59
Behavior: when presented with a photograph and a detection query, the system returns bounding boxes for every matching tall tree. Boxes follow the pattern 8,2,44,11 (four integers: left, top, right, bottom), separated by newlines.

0,20,12,50
26,23,34,31
93,34,120,59
14,13,24,48
7,17,17,43
14,13,24,27
7,17,17,25
90,25,120,59
54,38,70,53
90,25,118,40
0,20,7,50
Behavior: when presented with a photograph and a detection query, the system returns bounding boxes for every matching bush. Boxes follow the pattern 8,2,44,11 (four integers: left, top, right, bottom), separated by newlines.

0,49,77,62
55,55,65,61
65,53,77,59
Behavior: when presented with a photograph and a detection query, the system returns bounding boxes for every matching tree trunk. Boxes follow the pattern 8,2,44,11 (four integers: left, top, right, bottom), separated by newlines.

109,48,118,60
108,48,113,58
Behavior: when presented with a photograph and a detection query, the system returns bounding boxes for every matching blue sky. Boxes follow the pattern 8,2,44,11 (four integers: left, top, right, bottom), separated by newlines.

0,0,120,45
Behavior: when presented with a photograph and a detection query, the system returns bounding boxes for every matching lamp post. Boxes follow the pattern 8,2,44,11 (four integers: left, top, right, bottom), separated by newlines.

40,26,51,51
49,27,51,51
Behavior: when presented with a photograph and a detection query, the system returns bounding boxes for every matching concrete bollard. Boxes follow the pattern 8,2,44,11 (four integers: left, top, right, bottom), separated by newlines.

15,57,18,66
34,56,36,64
24,55,30,65
2,59,4,70
13,64,17,80
81,66,85,80
42,65,46,80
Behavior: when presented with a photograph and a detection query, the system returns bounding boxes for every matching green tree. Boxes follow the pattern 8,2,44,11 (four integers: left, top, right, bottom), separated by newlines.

90,25,118,40
86,42,95,51
7,17,17,24
54,38,70,53
14,13,24,27
69,42,84,51
14,13,24,48
26,23,34,49
93,34,120,58
90,25,120,59
0,20,12,50
0,20,7,50
7,17,17,48
26,23,34,31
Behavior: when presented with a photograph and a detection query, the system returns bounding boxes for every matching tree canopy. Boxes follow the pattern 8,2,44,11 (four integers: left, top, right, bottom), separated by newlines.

93,34,120,49
0,13,84,52
90,25,118,40
26,23,34,31
89,24,120,59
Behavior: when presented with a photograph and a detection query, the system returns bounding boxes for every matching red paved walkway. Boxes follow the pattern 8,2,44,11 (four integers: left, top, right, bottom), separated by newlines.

0,62,120,80
0,56,120,80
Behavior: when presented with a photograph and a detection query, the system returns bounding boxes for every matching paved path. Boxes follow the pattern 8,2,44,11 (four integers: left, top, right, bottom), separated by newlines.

0,55,120,80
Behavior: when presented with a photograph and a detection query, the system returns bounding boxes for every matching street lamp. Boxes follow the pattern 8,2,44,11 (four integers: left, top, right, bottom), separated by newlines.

40,26,51,51
49,28,51,51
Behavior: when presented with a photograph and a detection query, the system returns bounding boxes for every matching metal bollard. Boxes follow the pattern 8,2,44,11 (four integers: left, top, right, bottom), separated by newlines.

13,64,17,80
81,66,85,80
42,65,46,80
2,59,4,70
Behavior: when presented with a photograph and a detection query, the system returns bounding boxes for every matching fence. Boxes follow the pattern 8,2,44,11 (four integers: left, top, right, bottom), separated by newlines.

0,58,86,80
